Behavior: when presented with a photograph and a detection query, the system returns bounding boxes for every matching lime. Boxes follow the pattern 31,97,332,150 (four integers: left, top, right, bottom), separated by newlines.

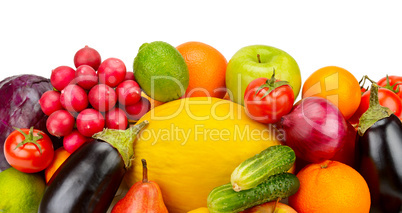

134,41,189,102
0,167,45,213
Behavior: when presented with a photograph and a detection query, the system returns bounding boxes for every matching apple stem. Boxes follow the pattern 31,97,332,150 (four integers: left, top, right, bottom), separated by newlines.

257,54,261,63
272,197,281,213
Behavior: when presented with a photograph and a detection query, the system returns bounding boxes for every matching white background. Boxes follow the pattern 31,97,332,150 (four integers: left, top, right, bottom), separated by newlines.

1,0,401,97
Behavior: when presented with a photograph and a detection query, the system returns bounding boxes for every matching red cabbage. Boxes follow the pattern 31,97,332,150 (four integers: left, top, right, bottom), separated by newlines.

0,74,61,172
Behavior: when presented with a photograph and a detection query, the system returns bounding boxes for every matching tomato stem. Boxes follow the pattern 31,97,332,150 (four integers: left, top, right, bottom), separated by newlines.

360,75,401,95
381,75,401,94
359,75,367,91
254,69,290,100
13,127,43,154
142,159,148,183
363,75,377,84
358,75,365,84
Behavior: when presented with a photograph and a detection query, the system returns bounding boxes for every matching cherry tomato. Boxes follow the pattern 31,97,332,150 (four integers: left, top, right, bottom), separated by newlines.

4,127,54,173
349,88,402,126
361,86,368,94
244,75,295,124
377,75,402,100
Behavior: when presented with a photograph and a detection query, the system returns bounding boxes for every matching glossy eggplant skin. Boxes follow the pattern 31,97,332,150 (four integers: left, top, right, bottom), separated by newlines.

356,114,402,213
39,139,126,213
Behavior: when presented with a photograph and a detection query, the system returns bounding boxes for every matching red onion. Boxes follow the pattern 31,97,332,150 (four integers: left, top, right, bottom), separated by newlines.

277,97,349,163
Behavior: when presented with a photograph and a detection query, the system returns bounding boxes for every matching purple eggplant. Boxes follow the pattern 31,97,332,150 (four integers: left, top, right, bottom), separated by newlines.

39,121,148,213
356,84,402,213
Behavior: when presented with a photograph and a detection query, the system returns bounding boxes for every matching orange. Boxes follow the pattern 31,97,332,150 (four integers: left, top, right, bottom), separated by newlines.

177,41,227,98
44,147,71,183
302,66,361,120
288,160,370,213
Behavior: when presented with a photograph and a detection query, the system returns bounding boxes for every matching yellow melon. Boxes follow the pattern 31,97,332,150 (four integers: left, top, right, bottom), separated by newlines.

125,97,280,213
188,207,210,213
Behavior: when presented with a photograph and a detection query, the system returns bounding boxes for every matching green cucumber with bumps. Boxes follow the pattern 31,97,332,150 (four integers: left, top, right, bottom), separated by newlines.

207,173,299,213
231,145,295,192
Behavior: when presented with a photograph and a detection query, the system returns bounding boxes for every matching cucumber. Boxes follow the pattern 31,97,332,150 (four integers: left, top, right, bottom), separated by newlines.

231,145,295,192
207,173,299,213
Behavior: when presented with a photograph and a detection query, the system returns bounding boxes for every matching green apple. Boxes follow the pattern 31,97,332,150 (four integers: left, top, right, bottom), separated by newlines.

226,45,301,105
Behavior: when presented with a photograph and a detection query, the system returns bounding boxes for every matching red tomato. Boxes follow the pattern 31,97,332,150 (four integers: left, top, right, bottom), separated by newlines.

349,88,402,126
244,77,295,124
4,127,54,173
377,75,402,100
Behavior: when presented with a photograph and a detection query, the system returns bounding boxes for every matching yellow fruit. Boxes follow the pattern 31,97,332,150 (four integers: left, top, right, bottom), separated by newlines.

188,207,210,213
126,97,281,213
0,167,45,213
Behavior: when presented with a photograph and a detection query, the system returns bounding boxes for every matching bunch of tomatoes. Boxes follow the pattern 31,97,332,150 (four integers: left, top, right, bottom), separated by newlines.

348,75,402,125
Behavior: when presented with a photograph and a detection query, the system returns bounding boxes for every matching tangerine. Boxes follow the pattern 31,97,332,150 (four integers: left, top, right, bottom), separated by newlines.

44,147,71,183
288,160,371,213
177,41,227,98
302,66,361,120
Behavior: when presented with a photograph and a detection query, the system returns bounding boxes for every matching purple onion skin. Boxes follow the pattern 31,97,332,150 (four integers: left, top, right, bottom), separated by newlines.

279,97,349,163
0,75,63,172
